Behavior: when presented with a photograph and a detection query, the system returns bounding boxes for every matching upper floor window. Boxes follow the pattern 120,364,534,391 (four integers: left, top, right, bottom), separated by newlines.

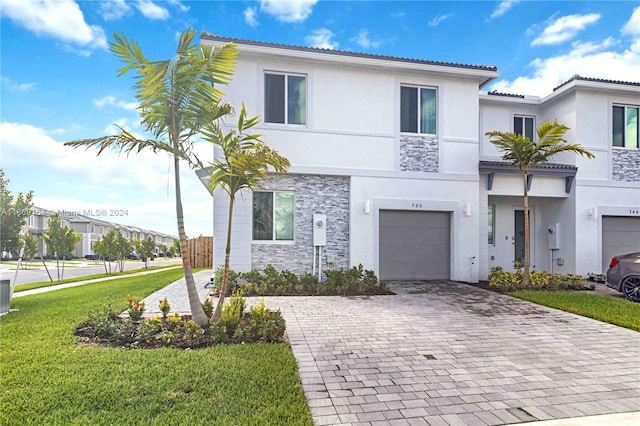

28,215,36,227
400,86,437,134
264,73,306,125
613,105,639,148
514,116,535,140
252,191,294,241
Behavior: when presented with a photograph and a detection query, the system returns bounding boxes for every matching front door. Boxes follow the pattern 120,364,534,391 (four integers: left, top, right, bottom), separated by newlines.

514,209,534,266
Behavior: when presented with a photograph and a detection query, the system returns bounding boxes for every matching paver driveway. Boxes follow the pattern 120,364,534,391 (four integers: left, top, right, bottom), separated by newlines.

261,281,640,426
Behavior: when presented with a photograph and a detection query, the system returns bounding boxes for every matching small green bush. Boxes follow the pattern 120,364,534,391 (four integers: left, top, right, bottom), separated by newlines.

212,264,391,296
489,265,592,293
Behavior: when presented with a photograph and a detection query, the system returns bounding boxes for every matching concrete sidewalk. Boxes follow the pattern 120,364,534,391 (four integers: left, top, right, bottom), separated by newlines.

12,266,183,298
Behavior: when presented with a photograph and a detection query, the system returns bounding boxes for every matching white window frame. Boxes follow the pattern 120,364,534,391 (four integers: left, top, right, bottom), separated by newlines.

400,85,438,135
263,71,307,126
488,204,495,246
252,190,295,242
513,115,535,140
613,104,639,149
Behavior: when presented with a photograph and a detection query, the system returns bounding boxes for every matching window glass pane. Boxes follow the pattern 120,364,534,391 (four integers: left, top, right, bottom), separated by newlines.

253,192,273,240
265,74,285,123
275,192,294,241
626,107,638,148
400,86,418,133
287,76,306,125
613,106,624,147
524,117,534,140
488,204,494,245
514,116,523,136
420,88,437,134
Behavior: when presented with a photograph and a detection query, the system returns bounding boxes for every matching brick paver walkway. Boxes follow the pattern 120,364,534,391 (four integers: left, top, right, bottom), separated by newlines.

143,278,640,426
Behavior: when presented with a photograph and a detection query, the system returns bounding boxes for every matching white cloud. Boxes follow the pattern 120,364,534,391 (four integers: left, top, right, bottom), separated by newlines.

0,76,36,92
490,37,640,97
351,30,380,49
490,1,518,19
259,0,318,23
532,13,601,46
428,13,453,27
99,0,132,21
244,7,259,27
1,121,214,236
622,5,640,37
135,0,169,20
0,0,107,52
305,28,338,49
166,0,189,13
93,95,138,112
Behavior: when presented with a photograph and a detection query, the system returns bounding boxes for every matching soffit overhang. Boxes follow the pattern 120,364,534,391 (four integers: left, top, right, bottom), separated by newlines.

479,160,578,193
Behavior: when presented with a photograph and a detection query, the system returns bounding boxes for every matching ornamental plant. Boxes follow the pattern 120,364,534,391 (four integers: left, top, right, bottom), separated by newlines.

158,297,171,319
127,296,145,321
202,298,214,318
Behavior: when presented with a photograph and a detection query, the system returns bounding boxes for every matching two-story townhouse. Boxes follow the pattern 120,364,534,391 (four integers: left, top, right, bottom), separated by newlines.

479,76,640,279
201,33,500,282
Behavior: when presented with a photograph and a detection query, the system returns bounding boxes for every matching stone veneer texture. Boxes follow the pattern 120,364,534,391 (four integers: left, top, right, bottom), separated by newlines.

251,174,350,275
612,148,640,182
399,135,439,172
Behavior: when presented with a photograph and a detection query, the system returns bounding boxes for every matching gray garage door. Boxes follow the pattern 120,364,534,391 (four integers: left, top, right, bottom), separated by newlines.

602,216,640,272
379,210,450,280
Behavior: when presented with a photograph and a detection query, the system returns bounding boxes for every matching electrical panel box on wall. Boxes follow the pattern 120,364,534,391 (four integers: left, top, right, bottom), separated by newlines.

313,214,327,246
548,223,560,250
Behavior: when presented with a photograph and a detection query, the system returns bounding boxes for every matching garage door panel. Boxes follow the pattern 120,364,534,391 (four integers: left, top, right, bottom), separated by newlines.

602,216,640,273
379,210,450,280
379,228,448,244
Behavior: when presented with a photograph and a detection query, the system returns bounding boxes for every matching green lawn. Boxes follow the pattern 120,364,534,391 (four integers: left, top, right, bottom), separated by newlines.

13,264,181,292
0,269,313,425
510,290,640,331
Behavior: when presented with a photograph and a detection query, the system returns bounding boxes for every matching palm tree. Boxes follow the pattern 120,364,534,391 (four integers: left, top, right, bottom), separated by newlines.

486,119,594,286
203,104,290,321
65,28,238,326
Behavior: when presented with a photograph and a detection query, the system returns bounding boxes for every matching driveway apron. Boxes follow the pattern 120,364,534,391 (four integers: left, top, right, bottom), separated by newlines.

258,281,640,426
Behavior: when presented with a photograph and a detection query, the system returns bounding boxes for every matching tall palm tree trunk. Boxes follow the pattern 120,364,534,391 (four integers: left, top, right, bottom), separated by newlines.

522,172,531,287
173,153,208,326
212,194,235,321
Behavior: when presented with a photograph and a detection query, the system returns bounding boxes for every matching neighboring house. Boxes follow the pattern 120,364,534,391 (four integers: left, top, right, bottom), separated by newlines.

25,207,176,258
200,33,640,282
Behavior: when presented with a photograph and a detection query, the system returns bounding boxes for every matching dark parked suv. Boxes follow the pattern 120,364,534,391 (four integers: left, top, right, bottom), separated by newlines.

606,252,640,303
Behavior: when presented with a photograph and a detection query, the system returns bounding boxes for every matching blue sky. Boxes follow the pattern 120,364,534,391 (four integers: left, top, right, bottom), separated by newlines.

1,0,639,237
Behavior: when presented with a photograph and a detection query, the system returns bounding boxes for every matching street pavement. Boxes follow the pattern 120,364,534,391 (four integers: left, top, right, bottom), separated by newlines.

1,258,183,285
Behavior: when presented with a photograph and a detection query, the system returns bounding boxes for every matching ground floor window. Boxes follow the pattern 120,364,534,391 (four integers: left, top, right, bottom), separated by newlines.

252,191,294,241
488,204,495,245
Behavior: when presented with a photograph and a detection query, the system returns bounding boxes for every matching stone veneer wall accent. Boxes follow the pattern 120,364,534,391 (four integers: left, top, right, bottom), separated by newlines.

399,135,439,172
251,174,350,275
612,149,640,182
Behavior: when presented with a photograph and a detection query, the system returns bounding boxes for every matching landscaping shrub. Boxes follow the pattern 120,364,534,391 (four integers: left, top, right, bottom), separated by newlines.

212,263,391,296
489,265,595,293
75,292,286,349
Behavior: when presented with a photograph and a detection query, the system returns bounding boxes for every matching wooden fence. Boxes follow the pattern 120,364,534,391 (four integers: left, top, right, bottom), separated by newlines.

186,236,213,269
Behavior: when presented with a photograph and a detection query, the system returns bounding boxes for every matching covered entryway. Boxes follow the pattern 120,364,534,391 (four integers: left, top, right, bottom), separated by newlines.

602,216,640,272
379,210,450,280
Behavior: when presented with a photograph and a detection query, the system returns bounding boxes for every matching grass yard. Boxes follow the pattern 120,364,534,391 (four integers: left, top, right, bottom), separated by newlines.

13,264,181,292
510,290,640,331
0,269,313,425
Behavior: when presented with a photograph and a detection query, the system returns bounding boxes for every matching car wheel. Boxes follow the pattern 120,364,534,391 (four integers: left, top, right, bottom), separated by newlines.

621,276,640,303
